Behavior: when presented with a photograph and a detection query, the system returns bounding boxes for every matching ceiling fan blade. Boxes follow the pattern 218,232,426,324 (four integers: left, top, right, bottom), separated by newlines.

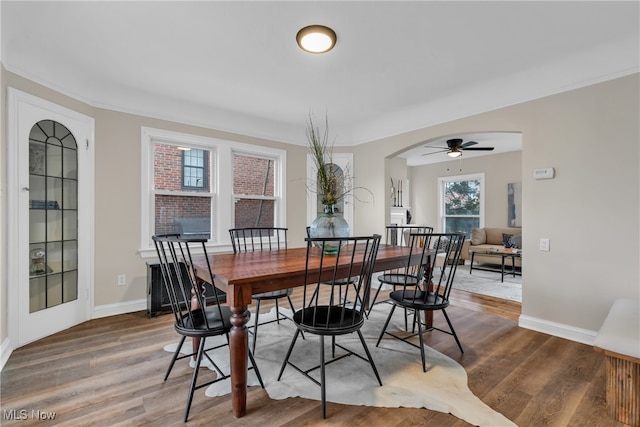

462,147,495,151
421,149,449,156
461,141,478,148
422,145,448,150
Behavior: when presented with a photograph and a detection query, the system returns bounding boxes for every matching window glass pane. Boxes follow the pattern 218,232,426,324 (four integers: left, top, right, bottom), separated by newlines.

445,217,479,238
47,241,63,274
444,180,480,215
63,271,78,303
47,273,63,307
154,195,211,238
233,155,274,196
47,145,63,177
47,210,63,241
154,144,210,192
234,199,275,228
63,179,77,209
30,276,46,313
63,240,78,271
63,210,78,240
63,147,77,178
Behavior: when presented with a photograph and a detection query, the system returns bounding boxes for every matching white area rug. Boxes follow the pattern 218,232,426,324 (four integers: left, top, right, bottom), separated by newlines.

450,265,522,302
166,307,516,426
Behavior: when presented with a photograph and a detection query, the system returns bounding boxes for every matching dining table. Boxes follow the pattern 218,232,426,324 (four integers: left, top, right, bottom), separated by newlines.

192,242,430,418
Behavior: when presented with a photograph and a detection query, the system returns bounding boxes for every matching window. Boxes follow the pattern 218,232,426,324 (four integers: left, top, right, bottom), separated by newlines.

438,173,484,238
141,128,286,254
182,149,208,190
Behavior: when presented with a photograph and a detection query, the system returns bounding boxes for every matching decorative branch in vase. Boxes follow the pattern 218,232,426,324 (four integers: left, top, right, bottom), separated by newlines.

306,113,372,252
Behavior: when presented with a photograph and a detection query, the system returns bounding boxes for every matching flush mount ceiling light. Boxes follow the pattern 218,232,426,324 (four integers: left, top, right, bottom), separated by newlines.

296,25,337,54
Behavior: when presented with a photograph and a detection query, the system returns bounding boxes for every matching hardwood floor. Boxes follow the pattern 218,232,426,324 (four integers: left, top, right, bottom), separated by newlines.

1,289,620,426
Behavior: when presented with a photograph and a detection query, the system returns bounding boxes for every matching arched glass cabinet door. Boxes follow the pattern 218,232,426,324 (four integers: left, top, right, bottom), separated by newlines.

28,120,78,313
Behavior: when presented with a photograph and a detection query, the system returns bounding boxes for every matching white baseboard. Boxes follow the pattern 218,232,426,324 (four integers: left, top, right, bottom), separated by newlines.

93,298,147,319
1,337,13,372
518,314,598,346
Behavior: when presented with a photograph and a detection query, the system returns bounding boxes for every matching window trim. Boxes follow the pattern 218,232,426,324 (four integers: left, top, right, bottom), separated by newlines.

437,173,485,234
140,127,286,258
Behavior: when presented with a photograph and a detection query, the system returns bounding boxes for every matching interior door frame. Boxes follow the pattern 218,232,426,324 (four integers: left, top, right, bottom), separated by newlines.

7,88,95,348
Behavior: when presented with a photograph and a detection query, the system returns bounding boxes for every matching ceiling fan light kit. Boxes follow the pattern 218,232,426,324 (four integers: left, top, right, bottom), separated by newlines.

296,25,337,54
447,148,462,158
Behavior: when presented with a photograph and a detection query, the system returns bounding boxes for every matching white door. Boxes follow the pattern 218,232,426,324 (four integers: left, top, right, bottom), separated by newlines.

306,153,354,228
7,88,95,347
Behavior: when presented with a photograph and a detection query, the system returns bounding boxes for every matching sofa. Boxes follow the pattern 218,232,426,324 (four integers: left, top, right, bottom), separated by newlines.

461,227,522,267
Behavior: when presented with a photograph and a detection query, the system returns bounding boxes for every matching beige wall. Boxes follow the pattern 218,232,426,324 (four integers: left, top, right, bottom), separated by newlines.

92,109,309,308
410,150,523,229
1,67,638,351
352,74,639,337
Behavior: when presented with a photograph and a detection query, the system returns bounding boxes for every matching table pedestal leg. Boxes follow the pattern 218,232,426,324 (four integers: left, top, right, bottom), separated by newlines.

229,302,249,418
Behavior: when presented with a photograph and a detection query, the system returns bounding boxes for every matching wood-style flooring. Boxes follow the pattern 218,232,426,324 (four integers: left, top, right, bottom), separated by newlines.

1,288,621,426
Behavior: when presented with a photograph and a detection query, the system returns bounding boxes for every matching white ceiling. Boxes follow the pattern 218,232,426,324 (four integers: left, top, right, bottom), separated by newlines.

2,1,638,165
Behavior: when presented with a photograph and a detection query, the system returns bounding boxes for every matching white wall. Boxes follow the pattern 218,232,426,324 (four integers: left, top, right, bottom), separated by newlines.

352,74,639,343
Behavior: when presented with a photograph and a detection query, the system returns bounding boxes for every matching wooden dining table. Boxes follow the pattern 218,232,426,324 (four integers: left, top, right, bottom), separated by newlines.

192,243,428,418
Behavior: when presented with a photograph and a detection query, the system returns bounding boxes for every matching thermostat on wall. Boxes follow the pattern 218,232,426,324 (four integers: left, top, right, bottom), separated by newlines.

533,167,555,180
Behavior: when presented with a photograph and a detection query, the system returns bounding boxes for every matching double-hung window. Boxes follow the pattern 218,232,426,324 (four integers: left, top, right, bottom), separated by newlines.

438,173,484,238
141,127,286,254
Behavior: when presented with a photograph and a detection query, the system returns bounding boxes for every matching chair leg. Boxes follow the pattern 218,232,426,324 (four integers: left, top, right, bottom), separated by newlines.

248,348,265,389
416,311,427,372
331,336,336,358
252,299,261,354
285,295,304,340
442,309,464,353
320,334,326,419
184,337,206,422
376,304,397,347
286,294,296,314
367,281,384,316
357,330,382,386
165,335,186,381
277,329,301,380
275,299,281,324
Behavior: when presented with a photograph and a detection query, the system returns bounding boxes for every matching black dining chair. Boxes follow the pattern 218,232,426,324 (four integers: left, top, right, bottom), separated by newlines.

305,226,365,312
152,234,264,422
368,225,433,328
376,232,465,372
229,227,297,353
277,234,382,419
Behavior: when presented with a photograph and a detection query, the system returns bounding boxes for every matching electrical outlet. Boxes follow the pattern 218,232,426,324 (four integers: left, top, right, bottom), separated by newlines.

539,238,550,251
117,274,126,286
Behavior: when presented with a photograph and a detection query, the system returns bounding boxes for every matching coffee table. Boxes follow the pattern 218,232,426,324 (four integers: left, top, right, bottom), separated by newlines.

469,248,522,282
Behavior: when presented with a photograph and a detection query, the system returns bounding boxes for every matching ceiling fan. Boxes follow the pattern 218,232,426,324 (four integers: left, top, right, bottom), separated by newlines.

422,138,495,158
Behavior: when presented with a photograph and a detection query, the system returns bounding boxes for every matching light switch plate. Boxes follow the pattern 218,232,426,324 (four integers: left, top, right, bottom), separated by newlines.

539,238,550,251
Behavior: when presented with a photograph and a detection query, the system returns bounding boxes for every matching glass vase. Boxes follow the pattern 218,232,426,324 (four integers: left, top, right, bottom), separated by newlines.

309,204,350,254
